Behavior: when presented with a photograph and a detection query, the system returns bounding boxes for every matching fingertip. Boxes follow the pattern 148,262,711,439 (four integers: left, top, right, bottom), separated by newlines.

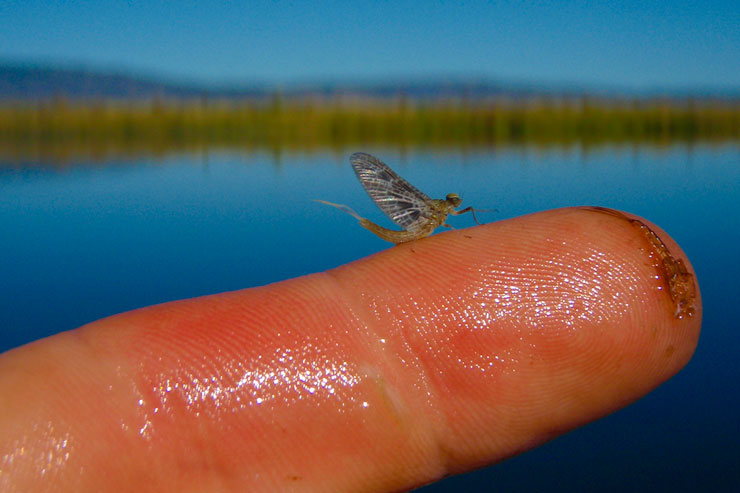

331,207,701,482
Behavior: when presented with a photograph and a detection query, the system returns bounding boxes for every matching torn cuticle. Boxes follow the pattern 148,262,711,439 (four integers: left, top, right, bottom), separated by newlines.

631,221,697,320
580,206,697,320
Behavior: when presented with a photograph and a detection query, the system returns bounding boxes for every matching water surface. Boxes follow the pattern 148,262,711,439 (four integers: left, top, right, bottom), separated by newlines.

1,144,738,491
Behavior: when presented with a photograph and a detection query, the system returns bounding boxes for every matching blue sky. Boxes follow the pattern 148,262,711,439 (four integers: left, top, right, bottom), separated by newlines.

1,0,738,90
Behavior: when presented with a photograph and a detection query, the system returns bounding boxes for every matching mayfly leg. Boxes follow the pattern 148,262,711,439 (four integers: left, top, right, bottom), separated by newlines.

450,206,484,225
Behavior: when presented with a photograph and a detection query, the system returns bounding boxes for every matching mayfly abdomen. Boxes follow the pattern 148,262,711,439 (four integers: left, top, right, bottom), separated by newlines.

359,218,433,244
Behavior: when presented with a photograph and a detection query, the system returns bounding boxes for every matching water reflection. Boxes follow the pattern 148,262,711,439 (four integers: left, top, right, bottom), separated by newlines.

0,140,730,169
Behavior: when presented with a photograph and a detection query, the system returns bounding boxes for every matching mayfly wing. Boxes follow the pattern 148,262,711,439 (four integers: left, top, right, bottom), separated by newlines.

349,152,433,232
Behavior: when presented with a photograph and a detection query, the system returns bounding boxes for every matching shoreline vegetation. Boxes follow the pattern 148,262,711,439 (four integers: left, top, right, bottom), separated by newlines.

1,96,739,162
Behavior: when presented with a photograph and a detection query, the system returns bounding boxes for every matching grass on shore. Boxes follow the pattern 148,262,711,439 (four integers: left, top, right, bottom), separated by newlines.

1,96,738,161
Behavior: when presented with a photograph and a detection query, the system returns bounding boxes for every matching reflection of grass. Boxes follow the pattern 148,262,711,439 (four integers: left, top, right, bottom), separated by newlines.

1,97,738,161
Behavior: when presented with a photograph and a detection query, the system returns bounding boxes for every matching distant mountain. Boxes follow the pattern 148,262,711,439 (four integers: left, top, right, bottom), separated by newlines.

0,63,737,102
0,63,583,102
0,64,261,100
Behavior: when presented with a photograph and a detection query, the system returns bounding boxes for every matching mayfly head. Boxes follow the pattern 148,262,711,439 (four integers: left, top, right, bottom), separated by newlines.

445,193,462,208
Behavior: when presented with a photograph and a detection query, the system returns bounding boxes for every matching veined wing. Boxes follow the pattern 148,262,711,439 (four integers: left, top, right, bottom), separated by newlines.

350,152,433,232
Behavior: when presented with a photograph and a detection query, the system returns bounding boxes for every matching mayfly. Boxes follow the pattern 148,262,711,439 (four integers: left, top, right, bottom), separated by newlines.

316,152,483,244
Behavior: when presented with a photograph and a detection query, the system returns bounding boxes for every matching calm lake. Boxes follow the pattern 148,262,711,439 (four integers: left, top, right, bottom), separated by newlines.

1,144,738,490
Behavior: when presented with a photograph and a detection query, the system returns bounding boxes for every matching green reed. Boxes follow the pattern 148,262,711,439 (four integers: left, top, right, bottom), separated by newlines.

1,97,738,160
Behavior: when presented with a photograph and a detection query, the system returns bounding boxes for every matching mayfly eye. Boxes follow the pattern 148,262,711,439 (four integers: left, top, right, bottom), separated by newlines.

446,193,462,206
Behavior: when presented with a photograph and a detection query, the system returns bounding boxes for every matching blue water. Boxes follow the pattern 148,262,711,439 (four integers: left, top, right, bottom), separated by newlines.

1,145,738,490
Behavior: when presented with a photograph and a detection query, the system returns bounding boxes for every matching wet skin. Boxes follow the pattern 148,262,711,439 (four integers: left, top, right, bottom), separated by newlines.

0,208,701,492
